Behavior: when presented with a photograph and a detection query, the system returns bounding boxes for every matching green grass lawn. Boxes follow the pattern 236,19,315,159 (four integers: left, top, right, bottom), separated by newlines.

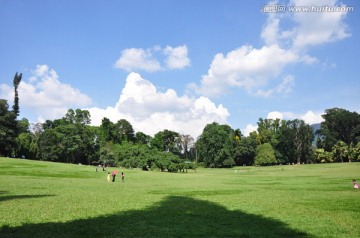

0,157,359,237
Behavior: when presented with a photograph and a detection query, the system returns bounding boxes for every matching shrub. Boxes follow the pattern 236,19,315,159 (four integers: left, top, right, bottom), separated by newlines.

254,143,277,166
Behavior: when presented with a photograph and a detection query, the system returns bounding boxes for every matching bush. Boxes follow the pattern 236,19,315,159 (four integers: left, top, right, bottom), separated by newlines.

254,143,277,166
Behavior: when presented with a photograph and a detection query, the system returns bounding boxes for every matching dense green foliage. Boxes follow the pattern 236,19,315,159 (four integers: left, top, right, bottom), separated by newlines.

196,122,234,167
0,158,359,237
316,108,360,163
254,143,277,166
0,100,18,156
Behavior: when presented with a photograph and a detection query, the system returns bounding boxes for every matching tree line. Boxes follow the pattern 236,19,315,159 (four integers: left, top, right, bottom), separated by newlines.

1,73,360,171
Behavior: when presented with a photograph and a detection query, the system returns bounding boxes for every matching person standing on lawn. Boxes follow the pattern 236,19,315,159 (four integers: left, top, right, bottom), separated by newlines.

353,179,359,190
112,170,118,182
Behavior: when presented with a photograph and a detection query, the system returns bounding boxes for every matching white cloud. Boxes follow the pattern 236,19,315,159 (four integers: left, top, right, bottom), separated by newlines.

163,45,191,69
87,73,229,139
0,65,92,120
114,45,190,72
255,75,295,98
261,12,282,46
192,44,298,97
243,124,258,136
267,111,284,120
301,111,324,125
289,0,351,49
114,48,162,72
261,0,351,50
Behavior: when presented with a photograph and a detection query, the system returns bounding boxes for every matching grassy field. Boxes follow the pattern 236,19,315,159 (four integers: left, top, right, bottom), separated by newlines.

0,157,359,237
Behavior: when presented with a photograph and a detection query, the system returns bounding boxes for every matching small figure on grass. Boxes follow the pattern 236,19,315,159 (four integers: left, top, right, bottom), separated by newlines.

353,179,359,190
121,172,125,182
112,170,118,182
107,172,111,182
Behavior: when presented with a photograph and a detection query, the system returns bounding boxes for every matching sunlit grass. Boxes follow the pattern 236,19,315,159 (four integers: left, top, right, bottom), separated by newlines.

0,157,359,237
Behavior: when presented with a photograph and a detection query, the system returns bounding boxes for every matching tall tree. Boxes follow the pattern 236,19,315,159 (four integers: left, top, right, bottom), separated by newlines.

196,122,234,167
114,119,135,143
232,132,258,166
12,72,22,116
319,108,360,151
75,109,91,125
151,130,180,154
278,119,314,164
178,134,194,160
256,118,284,161
332,141,348,163
135,131,151,145
99,117,115,144
0,100,17,156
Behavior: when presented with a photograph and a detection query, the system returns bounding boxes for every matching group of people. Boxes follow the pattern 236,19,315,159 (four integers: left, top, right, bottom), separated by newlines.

107,170,125,183
95,164,125,183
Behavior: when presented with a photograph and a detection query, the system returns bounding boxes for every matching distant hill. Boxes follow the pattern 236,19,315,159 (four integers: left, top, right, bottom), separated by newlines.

311,123,321,146
311,123,321,134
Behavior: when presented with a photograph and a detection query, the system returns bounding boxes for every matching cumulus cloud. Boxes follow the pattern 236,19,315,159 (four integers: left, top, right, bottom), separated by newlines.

255,75,295,98
87,73,229,139
301,111,324,125
191,44,298,97
0,65,92,120
289,0,351,49
114,48,162,72
267,111,284,120
243,124,258,136
114,45,190,72
261,0,350,50
163,45,191,69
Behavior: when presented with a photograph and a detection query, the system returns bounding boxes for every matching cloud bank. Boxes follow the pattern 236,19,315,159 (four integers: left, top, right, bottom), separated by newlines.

87,73,229,138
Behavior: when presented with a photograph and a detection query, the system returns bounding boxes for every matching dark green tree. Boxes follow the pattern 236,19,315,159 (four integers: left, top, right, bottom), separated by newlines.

196,122,234,167
318,108,360,151
135,131,151,145
232,132,258,166
151,129,180,154
0,100,18,156
278,119,314,164
256,118,285,162
36,109,98,164
12,72,22,116
37,128,63,161
114,119,135,143
99,117,115,144
16,132,37,160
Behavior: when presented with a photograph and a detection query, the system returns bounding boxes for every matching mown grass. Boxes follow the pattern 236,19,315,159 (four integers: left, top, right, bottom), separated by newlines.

0,157,359,237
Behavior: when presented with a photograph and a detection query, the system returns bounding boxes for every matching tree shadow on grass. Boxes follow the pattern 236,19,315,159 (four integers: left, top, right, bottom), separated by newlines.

0,196,311,238
0,191,55,203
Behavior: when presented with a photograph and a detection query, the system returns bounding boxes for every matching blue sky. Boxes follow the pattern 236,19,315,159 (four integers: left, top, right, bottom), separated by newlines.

1,0,359,138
